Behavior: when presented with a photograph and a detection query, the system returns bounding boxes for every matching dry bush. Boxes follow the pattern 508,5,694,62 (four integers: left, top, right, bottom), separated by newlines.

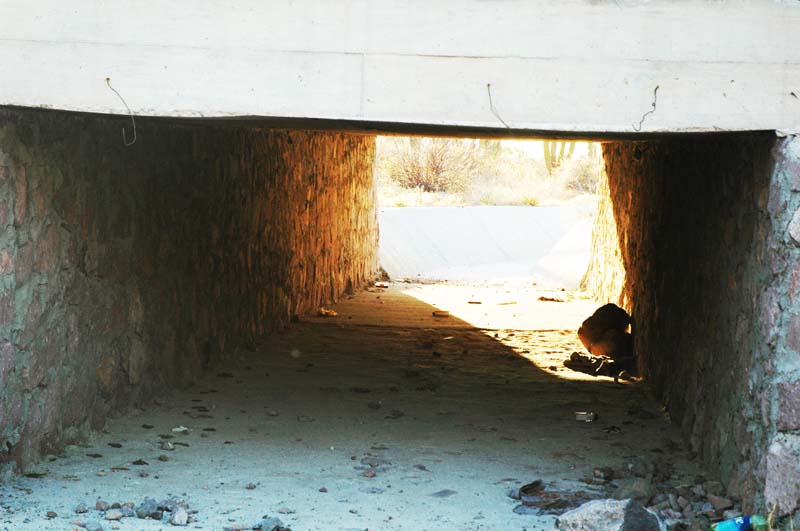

377,137,480,193
376,136,603,207
555,156,601,195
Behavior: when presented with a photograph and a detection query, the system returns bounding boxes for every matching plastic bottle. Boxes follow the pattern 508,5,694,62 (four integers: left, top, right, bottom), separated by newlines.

710,515,768,531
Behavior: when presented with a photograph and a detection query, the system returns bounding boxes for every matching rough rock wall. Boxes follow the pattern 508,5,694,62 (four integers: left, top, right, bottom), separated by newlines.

0,108,378,471
585,134,800,512
762,137,800,518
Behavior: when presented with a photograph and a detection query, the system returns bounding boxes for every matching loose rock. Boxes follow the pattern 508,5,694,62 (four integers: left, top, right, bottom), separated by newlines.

706,494,733,511
170,508,189,526
135,498,160,519
614,478,656,502
556,498,665,531
253,516,291,530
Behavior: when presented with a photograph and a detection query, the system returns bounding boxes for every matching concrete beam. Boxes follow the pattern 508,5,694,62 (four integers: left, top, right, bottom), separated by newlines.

2,0,799,134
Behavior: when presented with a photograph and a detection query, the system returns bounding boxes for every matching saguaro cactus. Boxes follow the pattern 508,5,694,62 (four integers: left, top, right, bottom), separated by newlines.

543,140,576,174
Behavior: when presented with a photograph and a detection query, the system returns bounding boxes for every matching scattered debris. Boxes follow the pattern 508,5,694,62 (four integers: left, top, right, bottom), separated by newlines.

508,480,597,516
432,310,450,318
538,296,565,302
430,489,457,498
318,307,337,317
507,479,545,503
375,282,390,288
575,411,598,422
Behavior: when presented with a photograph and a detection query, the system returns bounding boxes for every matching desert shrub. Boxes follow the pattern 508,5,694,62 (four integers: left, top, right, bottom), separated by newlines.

375,136,602,207
555,156,601,195
377,137,480,193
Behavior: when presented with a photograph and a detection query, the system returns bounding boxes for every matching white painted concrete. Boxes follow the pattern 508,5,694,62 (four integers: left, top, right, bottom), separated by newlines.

378,205,593,287
1,1,799,133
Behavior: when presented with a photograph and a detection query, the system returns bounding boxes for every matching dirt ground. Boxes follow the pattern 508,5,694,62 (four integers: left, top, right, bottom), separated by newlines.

0,282,699,531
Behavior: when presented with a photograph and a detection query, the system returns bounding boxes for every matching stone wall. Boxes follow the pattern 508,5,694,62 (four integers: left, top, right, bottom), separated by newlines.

585,134,800,513
0,108,378,471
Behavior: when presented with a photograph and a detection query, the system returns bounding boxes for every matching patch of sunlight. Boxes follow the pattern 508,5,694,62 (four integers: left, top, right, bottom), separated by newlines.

398,282,616,381
398,282,596,331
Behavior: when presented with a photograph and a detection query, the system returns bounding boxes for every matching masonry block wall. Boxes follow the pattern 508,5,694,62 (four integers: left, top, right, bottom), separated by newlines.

0,109,378,471
585,133,800,514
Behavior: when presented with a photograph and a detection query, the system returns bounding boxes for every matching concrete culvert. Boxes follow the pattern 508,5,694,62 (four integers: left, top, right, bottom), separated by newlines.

0,107,797,531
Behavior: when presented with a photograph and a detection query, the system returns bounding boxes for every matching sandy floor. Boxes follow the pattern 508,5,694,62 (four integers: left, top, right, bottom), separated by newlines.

0,283,698,531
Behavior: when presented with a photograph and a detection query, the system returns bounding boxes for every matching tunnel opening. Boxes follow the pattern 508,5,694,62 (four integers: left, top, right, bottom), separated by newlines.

0,107,797,529
374,136,600,288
